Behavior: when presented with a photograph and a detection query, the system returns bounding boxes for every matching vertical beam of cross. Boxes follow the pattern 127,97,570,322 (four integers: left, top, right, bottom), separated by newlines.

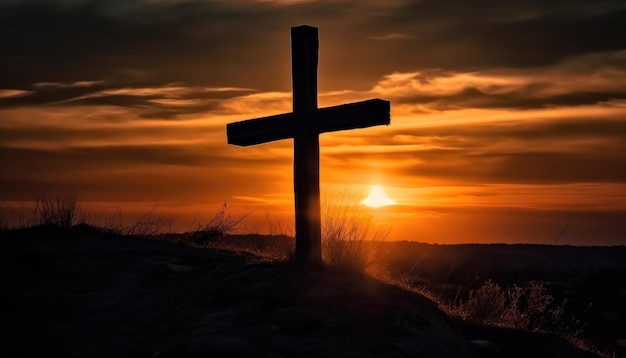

291,25,322,266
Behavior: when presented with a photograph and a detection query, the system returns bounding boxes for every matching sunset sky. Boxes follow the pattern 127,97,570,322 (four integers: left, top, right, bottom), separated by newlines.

1,0,625,245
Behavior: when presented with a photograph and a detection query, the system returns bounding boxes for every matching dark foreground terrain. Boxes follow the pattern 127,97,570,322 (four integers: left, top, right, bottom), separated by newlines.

384,241,626,355
0,225,603,357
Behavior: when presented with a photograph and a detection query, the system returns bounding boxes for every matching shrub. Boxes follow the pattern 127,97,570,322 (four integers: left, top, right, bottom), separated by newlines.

452,280,587,342
457,280,508,324
506,282,555,331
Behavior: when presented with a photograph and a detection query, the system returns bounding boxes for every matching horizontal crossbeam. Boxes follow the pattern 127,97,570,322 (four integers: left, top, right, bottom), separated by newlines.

227,98,390,146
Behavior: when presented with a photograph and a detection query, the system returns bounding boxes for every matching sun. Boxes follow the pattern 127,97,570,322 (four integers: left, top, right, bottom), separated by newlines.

363,185,396,208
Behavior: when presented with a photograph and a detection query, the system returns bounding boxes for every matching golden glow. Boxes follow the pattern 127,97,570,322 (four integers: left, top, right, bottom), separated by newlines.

2,49,625,245
363,185,396,208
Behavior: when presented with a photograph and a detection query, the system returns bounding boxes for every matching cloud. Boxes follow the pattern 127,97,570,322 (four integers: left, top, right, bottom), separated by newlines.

368,33,413,41
317,104,626,186
0,89,32,98
3,0,624,98
376,0,626,69
0,140,294,204
371,51,626,110
33,80,105,88
0,81,254,119
0,0,358,91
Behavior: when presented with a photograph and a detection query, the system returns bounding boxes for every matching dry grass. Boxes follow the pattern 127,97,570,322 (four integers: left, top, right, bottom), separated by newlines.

0,203,32,230
453,280,508,325
198,234,295,264
1,194,248,241
123,206,173,237
186,202,253,244
0,191,84,230
321,188,391,273
444,279,595,353
34,191,83,228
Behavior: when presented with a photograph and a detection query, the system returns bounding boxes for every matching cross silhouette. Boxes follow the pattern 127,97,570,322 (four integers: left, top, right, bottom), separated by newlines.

227,25,390,267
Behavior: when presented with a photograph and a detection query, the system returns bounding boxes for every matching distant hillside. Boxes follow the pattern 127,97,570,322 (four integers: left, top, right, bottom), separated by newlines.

384,241,626,285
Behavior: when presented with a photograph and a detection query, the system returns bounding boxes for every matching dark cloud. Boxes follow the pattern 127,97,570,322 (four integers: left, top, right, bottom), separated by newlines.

0,144,289,173
347,116,626,152
326,148,625,184
324,117,626,184
3,0,623,95
0,143,291,202
0,80,251,119
65,95,224,119
0,0,359,91
373,0,626,69
0,122,223,144
393,87,626,110
404,117,626,143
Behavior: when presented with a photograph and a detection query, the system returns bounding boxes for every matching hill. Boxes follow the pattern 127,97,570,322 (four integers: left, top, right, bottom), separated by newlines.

0,225,602,357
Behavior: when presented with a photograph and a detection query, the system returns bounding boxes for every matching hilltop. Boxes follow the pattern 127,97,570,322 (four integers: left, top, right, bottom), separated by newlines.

0,225,604,357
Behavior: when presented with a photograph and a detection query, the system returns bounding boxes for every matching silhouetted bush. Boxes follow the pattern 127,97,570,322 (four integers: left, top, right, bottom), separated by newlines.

457,280,508,324
34,191,81,228
451,280,587,342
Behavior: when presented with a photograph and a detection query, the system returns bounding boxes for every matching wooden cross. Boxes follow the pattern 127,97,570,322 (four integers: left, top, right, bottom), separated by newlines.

227,25,390,267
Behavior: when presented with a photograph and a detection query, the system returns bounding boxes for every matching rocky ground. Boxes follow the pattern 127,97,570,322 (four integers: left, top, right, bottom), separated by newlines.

0,225,601,357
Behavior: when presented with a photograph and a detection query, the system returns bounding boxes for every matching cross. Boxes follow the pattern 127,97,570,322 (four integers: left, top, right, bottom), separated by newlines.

226,25,390,267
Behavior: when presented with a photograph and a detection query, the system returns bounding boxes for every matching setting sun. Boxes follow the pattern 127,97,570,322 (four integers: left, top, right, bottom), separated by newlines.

363,185,396,208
